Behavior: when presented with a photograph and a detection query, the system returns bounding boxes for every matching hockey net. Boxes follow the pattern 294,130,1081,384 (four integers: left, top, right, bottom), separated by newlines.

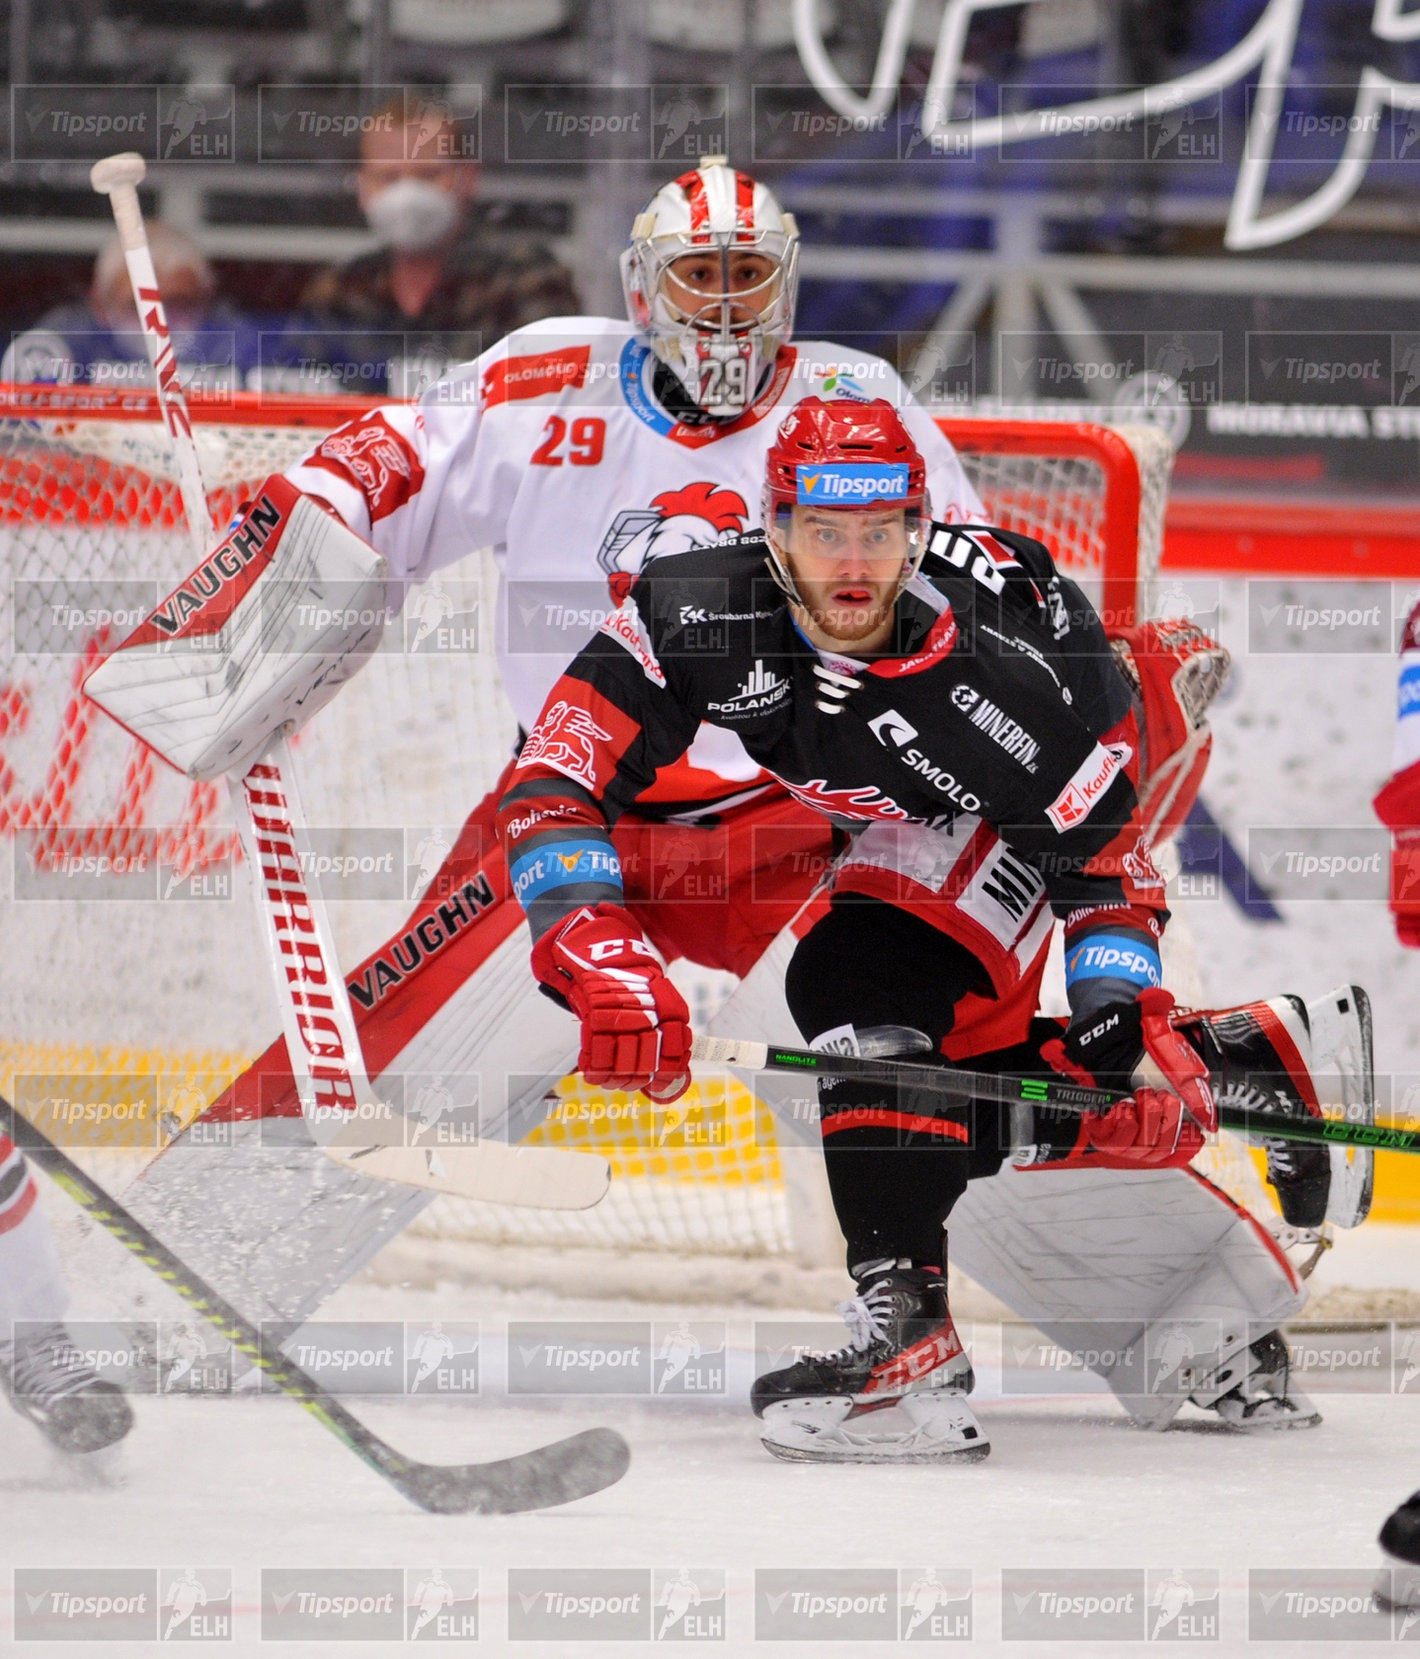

0,386,1226,1274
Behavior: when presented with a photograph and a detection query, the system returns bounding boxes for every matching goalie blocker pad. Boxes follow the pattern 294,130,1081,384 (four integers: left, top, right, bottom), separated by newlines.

84,475,389,781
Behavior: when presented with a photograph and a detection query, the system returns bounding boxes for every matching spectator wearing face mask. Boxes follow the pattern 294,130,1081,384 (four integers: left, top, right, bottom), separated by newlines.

2,223,261,394
295,95,579,396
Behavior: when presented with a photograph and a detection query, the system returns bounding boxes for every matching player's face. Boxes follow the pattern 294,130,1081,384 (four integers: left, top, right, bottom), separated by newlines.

663,250,780,328
781,506,910,648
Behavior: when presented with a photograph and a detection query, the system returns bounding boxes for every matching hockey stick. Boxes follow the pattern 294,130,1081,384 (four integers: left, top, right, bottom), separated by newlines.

692,1036,1405,1155
88,153,606,1210
0,1091,630,1513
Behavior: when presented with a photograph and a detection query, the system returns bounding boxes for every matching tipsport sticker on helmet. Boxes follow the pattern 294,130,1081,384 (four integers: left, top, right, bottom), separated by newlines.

796,464,909,505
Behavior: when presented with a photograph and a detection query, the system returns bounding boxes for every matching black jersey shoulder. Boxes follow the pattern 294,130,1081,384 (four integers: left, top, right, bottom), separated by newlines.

628,535,784,642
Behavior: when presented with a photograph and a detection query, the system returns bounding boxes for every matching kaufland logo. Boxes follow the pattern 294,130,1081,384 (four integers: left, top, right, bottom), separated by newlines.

796,464,909,504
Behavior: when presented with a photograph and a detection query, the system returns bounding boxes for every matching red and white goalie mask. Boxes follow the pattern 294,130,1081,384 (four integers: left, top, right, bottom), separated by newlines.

621,155,800,418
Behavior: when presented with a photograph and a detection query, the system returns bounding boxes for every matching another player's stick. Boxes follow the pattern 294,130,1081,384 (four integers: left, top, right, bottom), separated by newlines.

0,1091,630,1513
88,152,607,1210
693,1036,1401,1156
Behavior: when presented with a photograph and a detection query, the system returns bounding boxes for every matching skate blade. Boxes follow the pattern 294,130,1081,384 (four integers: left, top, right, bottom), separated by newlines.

761,1436,991,1465
1213,1406,1322,1433
757,1394,990,1464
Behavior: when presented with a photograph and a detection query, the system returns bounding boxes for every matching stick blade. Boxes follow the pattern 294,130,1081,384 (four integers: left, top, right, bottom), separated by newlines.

323,1140,611,1209
397,1426,631,1515
90,152,147,193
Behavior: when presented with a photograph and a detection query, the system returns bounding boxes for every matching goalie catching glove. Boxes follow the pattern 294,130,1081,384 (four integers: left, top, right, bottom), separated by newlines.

531,904,693,1103
1040,987,1215,1170
83,475,389,780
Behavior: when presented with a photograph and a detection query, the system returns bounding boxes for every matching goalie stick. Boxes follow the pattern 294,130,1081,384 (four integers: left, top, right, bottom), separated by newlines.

692,1037,1396,1156
88,152,607,1211
0,1091,630,1513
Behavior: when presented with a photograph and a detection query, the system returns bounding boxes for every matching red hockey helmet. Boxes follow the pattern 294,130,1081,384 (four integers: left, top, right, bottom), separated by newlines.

762,397,930,599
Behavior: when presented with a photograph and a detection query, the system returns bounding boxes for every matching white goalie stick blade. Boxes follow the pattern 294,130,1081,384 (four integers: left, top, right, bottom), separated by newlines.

1306,983,1375,1228
325,1139,610,1209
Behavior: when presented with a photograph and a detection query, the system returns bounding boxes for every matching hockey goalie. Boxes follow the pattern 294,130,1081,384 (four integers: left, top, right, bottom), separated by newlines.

89,158,1370,1452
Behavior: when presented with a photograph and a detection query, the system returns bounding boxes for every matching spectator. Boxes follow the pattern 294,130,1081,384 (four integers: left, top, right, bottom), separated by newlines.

2,224,261,397
296,95,579,396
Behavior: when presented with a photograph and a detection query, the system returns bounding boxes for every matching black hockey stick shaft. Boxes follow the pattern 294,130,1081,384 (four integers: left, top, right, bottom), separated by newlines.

0,1095,629,1513
693,1036,1403,1154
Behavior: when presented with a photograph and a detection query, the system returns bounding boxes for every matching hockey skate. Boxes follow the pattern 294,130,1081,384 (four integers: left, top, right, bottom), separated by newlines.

1185,1329,1320,1432
751,1261,988,1463
1175,985,1374,1229
1,1322,134,1455
1377,1492,1420,1610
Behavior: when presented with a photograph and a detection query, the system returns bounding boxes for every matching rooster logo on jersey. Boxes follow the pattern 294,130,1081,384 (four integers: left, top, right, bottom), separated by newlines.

596,482,748,583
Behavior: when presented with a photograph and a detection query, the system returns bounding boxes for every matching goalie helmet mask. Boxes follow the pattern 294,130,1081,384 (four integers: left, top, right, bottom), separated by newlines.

762,397,931,606
621,155,800,419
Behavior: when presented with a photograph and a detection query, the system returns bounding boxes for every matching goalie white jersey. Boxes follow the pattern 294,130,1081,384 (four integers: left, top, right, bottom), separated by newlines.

286,316,980,795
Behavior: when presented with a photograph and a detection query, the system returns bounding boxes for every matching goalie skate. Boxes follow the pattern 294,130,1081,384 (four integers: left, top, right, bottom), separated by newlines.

751,1262,988,1464
1188,1329,1320,1432
1,1322,134,1455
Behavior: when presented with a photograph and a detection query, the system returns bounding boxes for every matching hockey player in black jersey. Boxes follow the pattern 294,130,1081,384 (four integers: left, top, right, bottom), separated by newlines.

497,397,1366,1462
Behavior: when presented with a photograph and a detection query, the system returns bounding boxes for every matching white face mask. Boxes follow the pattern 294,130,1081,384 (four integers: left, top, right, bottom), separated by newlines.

365,177,461,252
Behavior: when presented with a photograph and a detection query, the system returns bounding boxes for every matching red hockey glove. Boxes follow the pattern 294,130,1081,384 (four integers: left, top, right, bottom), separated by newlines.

1041,987,1216,1134
1076,1086,1205,1170
1374,760,1420,949
530,903,692,1103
